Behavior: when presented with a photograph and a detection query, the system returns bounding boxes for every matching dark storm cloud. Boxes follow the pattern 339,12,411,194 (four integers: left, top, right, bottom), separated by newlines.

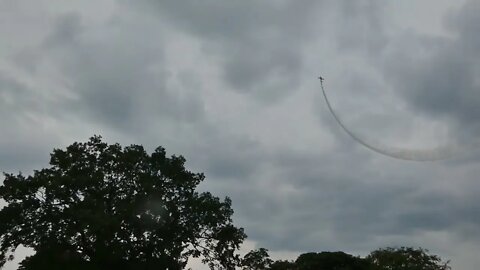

131,0,322,102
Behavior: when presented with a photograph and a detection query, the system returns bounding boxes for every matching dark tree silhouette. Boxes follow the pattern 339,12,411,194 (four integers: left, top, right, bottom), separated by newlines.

241,248,273,270
269,260,296,270
295,251,370,270
367,247,451,270
0,136,246,269
266,248,450,270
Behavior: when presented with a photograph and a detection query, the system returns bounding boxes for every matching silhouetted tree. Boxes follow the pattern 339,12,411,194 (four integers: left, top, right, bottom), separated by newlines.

18,244,93,270
295,251,370,270
269,260,296,270
367,247,451,270
0,136,246,269
241,248,273,270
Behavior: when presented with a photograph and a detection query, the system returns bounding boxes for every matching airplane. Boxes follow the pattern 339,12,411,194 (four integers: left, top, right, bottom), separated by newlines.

318,76,325,82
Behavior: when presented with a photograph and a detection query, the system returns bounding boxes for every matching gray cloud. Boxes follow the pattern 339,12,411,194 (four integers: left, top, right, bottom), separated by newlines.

379,0,480,143
122,3,480,268
2,1,480,270
231,148,480,256
0,73,61,173
130,0,323,102
38,11,206,132
333,0,389,55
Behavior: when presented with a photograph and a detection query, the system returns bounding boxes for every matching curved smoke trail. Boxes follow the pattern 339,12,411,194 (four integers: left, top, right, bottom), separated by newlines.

319,78,463,161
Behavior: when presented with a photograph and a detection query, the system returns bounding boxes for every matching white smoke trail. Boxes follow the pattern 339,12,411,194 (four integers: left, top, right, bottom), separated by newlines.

319,78,466,161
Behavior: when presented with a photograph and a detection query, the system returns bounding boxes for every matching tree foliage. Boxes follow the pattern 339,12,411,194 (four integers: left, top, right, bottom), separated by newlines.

295,251,370,270
367,247,451,270
241,248,273,270
269,260,296,270
264,247,451,270
0,136,246,269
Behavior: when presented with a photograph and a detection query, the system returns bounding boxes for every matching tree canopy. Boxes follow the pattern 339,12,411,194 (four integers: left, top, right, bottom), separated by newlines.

0,136,245,269
295,251,370,270
258,247,451,270
0,136,454,270
367,247,451,270
241,248,273,270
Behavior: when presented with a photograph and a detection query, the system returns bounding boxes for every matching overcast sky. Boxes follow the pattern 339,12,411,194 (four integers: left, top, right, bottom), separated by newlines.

1,0,480,269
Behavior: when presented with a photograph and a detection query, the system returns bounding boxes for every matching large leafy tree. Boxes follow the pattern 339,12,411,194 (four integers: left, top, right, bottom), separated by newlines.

367,247,451,270
0,136,246,269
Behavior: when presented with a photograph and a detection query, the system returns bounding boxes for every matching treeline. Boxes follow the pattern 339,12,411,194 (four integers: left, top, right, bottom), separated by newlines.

241,247,451,270
0,137,451,270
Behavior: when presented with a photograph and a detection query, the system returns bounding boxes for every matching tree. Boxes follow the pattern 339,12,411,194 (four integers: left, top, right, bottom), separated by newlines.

367,247,451,270
241,248,273,270
0,136,246,269
269,260,296,270
295,251,370,270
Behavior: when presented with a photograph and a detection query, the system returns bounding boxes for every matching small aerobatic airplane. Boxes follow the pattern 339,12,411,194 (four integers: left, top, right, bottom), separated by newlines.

318,76,325,82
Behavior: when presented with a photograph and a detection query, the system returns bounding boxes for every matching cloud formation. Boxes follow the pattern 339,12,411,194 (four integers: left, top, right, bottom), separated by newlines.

1,1,479,269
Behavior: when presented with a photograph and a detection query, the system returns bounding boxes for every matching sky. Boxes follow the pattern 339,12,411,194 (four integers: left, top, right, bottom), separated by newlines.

1,0,480,269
